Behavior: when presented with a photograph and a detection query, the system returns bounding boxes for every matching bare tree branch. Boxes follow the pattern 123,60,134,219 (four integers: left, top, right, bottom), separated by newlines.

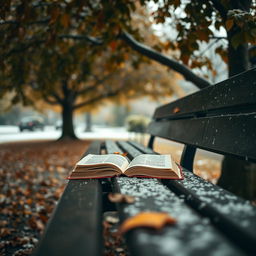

0,20,18,25
210,0,228,19
2,33,102,58
51,92,63,104
2,39,45,58
209,36,227,40
40,88,62,105
73,87,123,110
120,31,211,89
0,18,50,26
75,72,114,96
58,34,102,45
43,96,58,105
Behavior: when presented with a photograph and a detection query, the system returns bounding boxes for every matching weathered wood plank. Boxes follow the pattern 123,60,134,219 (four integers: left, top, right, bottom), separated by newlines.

129,141,156,154
164,171,256,255
106,141,245,256
148,113,256,162
105,140,122,154
154,68,256,119
33,141,102,256
114,177,244,256
118,140,142,158
130,141,256,254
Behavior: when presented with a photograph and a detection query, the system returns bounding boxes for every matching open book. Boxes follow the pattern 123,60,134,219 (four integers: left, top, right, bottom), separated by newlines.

67,154,183,180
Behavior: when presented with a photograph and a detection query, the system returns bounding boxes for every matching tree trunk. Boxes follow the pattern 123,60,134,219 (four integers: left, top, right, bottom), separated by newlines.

85,112,92,132
217,9,256,200
59,101,78,140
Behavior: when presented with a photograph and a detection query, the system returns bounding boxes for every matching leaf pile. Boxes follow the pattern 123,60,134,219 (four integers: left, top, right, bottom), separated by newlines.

0,140,89,256
103,212,127,256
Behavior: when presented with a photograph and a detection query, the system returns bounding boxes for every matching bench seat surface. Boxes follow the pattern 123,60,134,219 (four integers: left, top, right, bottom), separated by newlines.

106,141,255,256
34,141,103,256
35,140,256,256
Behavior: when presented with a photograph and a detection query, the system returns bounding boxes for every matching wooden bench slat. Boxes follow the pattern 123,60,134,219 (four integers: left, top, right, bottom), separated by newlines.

154,68,256,119
34,141,103,256
118,140,142,158
164,172,256,254
105,140,122,154
114,177,244,256
148,113,256,161
129,141,156,154
106,141,245,256
127,141,256,254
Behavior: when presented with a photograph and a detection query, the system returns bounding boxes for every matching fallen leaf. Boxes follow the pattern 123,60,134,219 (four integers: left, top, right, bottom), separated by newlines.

106,216,119,224
119,212,176,234
115,247,124,253
26,198,33,205
173,107,180,114
108,193,135,204
0,228,14,237
28,216,45,231
0,194,6,203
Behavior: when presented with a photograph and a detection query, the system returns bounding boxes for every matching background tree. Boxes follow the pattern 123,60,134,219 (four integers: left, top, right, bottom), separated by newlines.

80,0,256,198
13,40,175,139
1,0,255,197
0,1,176,139
121,0,256,199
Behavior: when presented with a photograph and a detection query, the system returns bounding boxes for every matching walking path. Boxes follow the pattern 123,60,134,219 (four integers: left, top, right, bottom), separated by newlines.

0,125,130,143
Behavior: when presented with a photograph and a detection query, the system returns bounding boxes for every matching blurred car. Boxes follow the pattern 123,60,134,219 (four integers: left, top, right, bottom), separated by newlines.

18,116,45,132
55,120,62,130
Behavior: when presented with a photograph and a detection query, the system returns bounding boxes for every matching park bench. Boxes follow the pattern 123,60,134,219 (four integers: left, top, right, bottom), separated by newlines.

34,68,256,256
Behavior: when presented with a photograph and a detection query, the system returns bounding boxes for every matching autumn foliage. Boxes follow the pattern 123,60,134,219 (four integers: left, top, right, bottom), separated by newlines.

0,140,89,255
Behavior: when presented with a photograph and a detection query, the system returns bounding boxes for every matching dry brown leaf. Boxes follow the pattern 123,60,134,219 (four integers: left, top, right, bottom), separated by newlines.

26,198,33,205
108,193,135,204
119,212,176,234
28,217,44,231
0,228,14,237
173,107,180,114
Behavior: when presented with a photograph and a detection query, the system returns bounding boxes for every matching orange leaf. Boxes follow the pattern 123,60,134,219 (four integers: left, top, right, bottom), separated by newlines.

61,13,70,28
119,212,176,234
108,193,135,204
181,54,189,65
226,19,234,31
173,107,180,114
26,198,33,205
109,41,117,51
197,31,209,42
113,152,128,157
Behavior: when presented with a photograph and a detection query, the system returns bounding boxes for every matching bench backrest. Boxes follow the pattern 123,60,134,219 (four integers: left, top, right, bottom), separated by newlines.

147,68,256,171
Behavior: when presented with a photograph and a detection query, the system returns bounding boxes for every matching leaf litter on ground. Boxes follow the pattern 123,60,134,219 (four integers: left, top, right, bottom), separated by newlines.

0,140,89,256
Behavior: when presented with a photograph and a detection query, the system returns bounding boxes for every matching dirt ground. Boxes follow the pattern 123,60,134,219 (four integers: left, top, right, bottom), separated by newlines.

0,139,221,256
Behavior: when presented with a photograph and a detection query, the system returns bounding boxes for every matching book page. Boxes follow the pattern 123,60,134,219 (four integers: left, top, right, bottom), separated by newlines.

76,154,129,171
127,154,173,169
